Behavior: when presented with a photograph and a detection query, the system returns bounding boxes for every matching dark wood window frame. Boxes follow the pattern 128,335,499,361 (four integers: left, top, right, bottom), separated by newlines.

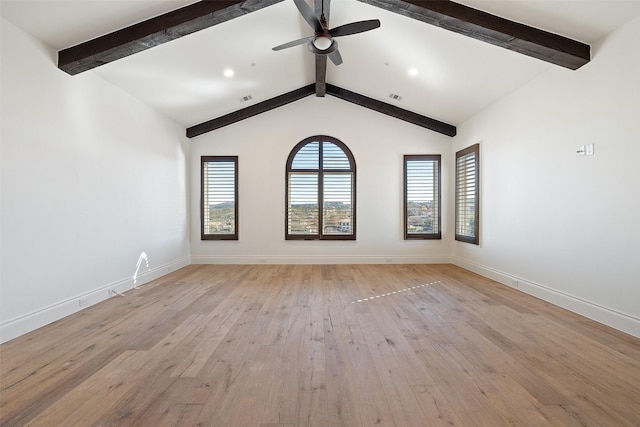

201,156,238,240
404,155,442,240
285,136,356,240
455,144,480,245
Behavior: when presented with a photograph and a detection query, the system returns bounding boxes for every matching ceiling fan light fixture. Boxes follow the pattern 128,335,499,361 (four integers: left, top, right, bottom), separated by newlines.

312,36,333,51
308,37,338,55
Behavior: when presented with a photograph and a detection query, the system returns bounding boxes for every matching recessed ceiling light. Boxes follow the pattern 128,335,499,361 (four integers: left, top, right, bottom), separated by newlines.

408,68,418,77
224,68,234,78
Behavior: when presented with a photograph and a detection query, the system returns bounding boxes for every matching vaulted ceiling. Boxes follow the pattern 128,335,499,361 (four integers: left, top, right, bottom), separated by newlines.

3,0,640,137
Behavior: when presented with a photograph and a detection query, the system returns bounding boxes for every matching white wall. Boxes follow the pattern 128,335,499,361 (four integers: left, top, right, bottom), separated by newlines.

190,96,453,264
452,16,640,337
0,19,191,343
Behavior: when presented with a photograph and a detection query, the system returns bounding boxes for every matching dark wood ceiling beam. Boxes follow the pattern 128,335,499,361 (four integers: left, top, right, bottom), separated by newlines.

357,0,590,70
186,84,315,138
314,0,330,96
326,84,456,136
187,83,456,138
58,0,283,75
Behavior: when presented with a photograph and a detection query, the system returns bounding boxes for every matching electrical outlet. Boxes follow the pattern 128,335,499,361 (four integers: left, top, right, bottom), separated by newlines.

510,279,519,288
78,298,89,307
576,145,586,156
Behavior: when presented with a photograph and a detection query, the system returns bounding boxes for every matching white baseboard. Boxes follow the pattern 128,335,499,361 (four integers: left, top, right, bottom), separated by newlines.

452,257,640,339
190,255,452,265
0,257,190,344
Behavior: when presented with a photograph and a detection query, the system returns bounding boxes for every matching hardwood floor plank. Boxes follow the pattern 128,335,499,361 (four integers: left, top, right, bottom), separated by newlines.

321,303,363,426
340,317,395,426
223,345,282,426
296,370,329,426
169,293,248,378
161,403,204,426
26,350,151,426
410,383,463,427
357,311,429,427
478,372,558,426
261,311,308,423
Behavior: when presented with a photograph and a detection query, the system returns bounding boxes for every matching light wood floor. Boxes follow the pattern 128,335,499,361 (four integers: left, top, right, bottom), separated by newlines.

1,264,639,426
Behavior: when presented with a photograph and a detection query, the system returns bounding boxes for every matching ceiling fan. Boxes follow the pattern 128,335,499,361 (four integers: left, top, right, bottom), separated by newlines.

272,0,381,66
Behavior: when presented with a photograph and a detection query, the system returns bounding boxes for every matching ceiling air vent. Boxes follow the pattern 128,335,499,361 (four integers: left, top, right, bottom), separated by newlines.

388,93,402,101
239,95,253,103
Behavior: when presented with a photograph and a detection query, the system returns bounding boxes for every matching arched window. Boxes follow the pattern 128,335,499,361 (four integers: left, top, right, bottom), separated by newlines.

286,136,356,240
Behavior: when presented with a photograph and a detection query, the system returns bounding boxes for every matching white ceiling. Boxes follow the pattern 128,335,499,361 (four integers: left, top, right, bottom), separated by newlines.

3,0,640,130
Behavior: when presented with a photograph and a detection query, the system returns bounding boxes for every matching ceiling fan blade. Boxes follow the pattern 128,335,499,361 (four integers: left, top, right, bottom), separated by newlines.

272,36,313,51
328,49,343,66
330,19,381,38
294,0,322,33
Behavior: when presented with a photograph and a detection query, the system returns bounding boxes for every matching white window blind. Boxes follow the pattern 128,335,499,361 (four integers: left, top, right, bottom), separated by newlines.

201,156,238,240
404,155,441,239
323,172,353,235
287,173,319,235
291,141,319,169
455,144,479,244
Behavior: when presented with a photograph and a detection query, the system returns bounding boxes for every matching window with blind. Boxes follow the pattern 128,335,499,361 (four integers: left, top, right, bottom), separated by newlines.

404,155,441,240
455,144,479,244
201,156,238,240
286,136,356,240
